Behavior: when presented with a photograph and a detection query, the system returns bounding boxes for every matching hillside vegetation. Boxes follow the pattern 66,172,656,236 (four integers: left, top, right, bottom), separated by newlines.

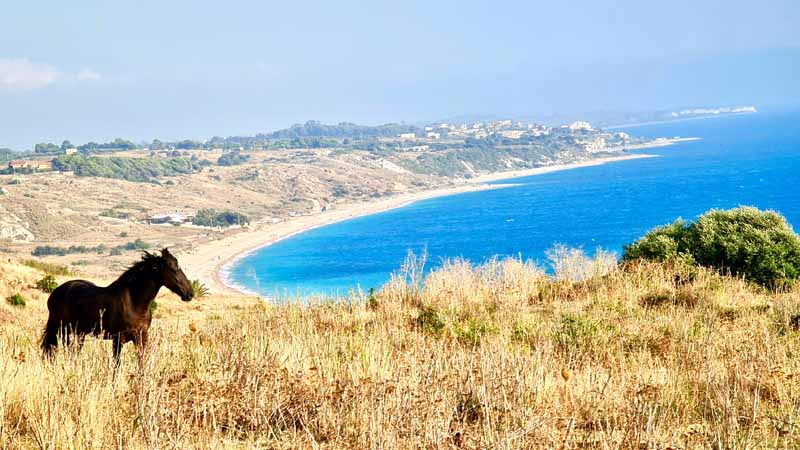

2,246,800,448
624,207,800,287
52,154,200,182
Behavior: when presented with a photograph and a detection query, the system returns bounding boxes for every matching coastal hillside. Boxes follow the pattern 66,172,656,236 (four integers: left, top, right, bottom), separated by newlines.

2,251,800,448
0,120,674,282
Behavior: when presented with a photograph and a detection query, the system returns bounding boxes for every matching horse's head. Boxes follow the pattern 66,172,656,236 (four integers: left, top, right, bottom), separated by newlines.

158,248,194,301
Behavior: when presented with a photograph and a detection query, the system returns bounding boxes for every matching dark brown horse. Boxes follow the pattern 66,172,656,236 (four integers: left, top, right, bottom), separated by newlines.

41,248,194,362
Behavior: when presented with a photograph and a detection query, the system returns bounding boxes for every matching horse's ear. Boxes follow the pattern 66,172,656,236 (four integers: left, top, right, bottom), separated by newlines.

161,247,171,257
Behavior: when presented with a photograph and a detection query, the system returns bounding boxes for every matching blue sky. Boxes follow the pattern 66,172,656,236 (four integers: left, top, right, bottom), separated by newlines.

1,0,798,149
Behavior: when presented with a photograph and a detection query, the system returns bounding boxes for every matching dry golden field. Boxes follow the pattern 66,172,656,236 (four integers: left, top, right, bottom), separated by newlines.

2,252,800,449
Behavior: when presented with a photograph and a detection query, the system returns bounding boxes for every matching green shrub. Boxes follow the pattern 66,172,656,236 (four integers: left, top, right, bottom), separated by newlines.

35,275,58,293
454,318,497,346
217,151,250,166
52,154,198,182
109,239,151,255
22,259,71,276
639,287,701,308
192,209,250,227
624,207,800,287
511,322,543,348
415,305,445,335
6,293,26,307
366,288,378,310
32,244,107,257
511,323,533,344
553,313,600,358
191,279,210,298
623,219,687,261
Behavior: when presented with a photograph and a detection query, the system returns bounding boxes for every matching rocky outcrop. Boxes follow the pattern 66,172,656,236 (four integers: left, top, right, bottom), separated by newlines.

0,206,34,242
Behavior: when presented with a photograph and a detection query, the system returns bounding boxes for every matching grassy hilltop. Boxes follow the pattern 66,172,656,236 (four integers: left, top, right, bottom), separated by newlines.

3,225,800,448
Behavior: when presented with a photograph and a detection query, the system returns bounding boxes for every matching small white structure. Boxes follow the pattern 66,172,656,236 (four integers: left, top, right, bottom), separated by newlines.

149,212,192,225
568,121,594,132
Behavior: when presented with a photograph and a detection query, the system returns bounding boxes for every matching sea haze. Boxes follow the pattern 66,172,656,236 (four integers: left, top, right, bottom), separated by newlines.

230,110,800,298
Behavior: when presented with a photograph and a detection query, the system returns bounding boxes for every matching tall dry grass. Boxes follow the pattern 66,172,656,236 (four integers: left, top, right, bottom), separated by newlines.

2,251,800,449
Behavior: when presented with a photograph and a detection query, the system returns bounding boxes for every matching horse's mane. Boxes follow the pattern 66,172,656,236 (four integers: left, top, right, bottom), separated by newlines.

114,252,164,285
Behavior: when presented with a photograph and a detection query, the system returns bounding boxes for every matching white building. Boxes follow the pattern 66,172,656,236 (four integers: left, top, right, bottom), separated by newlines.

568,121,594,132
149,212,192,225
583,137,607,152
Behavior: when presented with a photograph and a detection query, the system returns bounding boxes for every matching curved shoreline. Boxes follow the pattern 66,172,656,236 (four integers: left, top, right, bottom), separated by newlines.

182,152,660,296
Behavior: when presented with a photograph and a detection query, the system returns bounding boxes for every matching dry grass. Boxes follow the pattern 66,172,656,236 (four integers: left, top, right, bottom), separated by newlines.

2,254,800,449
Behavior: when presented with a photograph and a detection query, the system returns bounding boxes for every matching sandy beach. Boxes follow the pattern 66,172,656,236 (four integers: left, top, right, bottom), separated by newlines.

181,152,658,295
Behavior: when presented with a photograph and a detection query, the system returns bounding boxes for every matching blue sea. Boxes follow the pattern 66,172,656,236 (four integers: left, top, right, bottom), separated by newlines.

229,109,800,298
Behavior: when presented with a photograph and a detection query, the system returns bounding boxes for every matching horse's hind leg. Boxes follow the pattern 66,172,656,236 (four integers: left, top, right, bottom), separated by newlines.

40,317,59,358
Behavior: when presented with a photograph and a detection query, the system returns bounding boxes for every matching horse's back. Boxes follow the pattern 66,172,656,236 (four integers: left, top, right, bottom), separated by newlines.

49,279,99,301
47,279,107,317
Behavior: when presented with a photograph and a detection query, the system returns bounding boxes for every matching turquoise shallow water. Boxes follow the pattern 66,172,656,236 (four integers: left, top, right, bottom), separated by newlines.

230,109,800,298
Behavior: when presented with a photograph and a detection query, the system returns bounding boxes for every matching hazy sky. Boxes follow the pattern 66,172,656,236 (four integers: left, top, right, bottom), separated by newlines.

1,0,798,149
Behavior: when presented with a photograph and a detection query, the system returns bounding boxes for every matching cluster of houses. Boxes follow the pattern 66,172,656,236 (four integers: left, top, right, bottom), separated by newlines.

402,120,557,141
3,147,79,173
6,159,54,172
395,119,634,154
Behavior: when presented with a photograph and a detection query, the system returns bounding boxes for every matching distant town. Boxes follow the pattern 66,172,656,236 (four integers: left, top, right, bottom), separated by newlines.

1,117,639,173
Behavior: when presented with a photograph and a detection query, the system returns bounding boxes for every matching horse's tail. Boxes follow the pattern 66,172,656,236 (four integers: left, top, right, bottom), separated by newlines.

41,317,59,358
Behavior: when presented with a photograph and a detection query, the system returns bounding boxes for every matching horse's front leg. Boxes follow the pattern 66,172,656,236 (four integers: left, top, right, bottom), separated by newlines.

133,330,149,363
112,334,125,365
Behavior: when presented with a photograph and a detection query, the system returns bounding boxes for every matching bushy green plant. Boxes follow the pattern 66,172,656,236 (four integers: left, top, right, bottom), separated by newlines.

22,260,71,276
109,239,151,255
191,279,210,299
623,219,687,261
35,275,58,293
32,244,107,257
624,207,800,287
415,305,445,335
553,313,599,358
192,209,249,227
52,154,198,182
454,318,497,346
366,288,378,310
6,293,26,307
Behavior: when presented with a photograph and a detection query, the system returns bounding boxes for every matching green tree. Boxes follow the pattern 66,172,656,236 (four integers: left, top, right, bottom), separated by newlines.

34,142,60,154
624,207,800,287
